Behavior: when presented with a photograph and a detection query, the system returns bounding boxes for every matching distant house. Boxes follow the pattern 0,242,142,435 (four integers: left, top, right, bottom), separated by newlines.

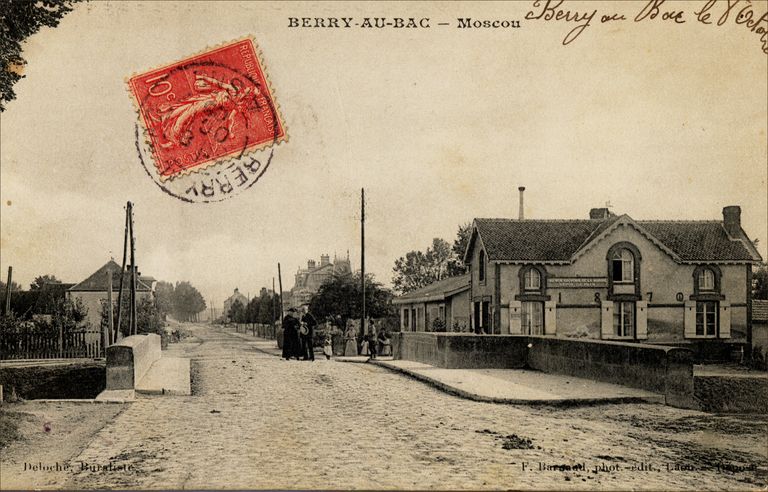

462,204,762,358
223,288,248,319
286,253,352,310
393,274,470,332
67,260,154,337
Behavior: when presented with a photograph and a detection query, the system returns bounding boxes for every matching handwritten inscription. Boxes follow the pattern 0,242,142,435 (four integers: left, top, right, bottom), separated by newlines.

525,0,768,53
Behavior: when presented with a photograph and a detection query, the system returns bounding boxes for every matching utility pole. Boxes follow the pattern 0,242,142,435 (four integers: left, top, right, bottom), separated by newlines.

128,202,138,336
271,277,277,331
277,263,284,321
3,266,12,316
115,203,130,342
360,187,366,340
107,270,114,348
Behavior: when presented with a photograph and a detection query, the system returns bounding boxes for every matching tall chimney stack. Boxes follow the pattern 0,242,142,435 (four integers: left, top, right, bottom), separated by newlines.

518,186,526,220
722,206,742,238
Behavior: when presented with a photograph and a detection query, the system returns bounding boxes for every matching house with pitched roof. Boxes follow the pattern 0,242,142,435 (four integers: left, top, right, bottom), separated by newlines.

393,274,470,332
463,205,762,359
67,260,155,338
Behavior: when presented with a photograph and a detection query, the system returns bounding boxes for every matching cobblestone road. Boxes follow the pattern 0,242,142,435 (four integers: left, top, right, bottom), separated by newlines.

65,324,767,490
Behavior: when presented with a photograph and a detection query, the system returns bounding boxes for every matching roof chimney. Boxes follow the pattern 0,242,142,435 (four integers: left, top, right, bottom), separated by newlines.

723,206,742,238
518,186,525,220
308,259,316,269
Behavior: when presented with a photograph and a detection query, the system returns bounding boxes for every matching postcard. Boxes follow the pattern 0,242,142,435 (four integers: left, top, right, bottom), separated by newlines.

1,1,766,490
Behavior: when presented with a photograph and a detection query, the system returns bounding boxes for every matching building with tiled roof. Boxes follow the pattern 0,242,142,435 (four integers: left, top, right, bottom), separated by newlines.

462,201,762,360
285,253,352,310
67,260,155,336
393,274,470,332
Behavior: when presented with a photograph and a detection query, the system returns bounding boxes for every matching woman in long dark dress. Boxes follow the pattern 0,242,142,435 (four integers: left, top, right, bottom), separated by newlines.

281,309,301,360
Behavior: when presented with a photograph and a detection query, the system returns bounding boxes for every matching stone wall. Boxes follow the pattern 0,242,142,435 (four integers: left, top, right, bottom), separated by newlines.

105,333,161,390
392,332,696,408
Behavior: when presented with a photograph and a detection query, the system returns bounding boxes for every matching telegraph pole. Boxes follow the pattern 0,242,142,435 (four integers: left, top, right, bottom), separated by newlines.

115,203,129,342
360,188,366,340
271,277,277,329
277,263,284,321
107,270,114,347
128,202,138,336
4,266,12,316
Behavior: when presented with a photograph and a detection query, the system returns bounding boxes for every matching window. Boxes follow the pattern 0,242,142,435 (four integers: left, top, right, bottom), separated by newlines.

613,301,634,337
698,269,715,291
522,301,544,335
696,301,718,336
478,250,486,282
524,269,541,291
611,249,634,283
403,308,410,330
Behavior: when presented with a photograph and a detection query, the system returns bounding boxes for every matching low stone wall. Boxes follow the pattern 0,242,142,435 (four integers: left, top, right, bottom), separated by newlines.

392,333,696,408
106,334,161,390
0,362,105,400
694,374,768,413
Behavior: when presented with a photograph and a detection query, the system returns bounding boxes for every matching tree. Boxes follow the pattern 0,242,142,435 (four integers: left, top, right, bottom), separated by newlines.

229,299,246,323
154,281,175,318
309,272,394,328
754,262,768,300
448,223,472,276
1,0,82,111
171,281,206,322
30,274,61,290
392,224,472,295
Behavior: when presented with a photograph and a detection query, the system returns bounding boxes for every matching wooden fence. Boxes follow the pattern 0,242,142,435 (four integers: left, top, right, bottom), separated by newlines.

0,329,102,360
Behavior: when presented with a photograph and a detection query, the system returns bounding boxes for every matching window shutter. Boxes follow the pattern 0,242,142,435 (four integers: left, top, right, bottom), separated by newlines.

719,300,731,339
600,300,613,339
636,300,648,340
544,300,557,335
684,300,696,338
509,300,522,334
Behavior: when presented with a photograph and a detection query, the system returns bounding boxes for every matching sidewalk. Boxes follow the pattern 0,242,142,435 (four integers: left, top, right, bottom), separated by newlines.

372,359,664,406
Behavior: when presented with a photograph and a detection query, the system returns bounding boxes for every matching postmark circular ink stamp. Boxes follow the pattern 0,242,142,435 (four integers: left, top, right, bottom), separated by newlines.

127,38,287,202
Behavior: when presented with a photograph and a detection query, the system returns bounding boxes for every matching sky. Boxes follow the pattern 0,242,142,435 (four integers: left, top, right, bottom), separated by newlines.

1,1,766,310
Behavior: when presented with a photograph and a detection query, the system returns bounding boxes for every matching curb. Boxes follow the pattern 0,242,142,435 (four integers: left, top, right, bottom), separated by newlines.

370,360,664,408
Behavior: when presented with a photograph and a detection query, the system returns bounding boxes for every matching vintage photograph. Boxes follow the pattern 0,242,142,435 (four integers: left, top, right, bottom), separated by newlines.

1,0,767,490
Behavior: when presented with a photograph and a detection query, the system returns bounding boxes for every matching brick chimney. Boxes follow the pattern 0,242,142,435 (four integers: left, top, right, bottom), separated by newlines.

307,259,316,269
518,186,525,220
589,208,611,220
723,206,742,238
320,254,330,267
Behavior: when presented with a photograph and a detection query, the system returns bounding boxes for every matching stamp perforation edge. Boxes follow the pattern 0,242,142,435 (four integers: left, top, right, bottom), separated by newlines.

125,35,289,182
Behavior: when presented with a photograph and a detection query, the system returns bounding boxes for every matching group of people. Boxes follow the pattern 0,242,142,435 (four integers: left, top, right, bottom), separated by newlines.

281,307,318,361
282,308,391,361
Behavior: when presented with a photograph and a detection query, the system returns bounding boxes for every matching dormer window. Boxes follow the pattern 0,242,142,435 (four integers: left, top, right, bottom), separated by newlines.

698,268,715,291
611,248,635,283
524,268,541,290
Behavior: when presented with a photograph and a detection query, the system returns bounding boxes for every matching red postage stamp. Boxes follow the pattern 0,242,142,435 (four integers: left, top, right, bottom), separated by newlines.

128,38,286,181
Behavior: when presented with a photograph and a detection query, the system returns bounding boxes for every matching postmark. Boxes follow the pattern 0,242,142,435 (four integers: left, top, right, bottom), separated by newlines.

127,38,286,202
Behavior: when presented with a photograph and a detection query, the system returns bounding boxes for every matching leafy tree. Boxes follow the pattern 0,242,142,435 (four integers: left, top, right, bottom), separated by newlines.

447,223,472,276
753,262,768,300
0,279,22,294
309,272,394,329
101,295,165,337
1,0,82,111
154,281,174,318
229,299,246,323
30,274,61,290
171,281,206,322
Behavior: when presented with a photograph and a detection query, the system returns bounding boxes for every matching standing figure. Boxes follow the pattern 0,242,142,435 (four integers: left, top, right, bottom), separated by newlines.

344,324,358,357
323,333,333,360
360,332,370,356
377,325,391,357
300,307,317,361
281,308,301,360
368,329,377,359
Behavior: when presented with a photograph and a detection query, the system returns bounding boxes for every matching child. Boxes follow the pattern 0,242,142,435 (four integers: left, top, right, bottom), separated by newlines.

323,333,333,360
360,333,370,356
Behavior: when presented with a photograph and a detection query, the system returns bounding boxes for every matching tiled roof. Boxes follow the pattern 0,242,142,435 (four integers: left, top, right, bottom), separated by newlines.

472,217,760,263
393,274,470,304
638,221,755,261
474,219,607,262
753,300,768,322
69,260,152,292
